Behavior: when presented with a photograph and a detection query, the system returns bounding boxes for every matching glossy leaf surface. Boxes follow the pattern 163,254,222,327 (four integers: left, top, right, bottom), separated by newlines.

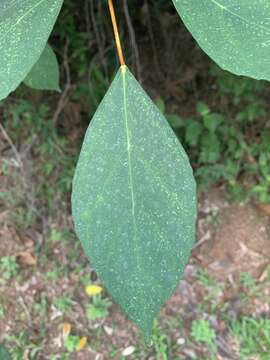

0,0,63,100
173,0,270,80
72,66,197,339
24,44,60,91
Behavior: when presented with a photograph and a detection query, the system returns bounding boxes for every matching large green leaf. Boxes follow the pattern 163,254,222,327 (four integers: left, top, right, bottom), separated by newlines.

72,66,197,339
0,0,63,100
173,0,270,80
24,44,60,91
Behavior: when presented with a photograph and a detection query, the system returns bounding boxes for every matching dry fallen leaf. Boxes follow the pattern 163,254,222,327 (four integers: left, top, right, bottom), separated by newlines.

256,203,270,216
259,265,270,283
122,346,135,357
104,325,113,336
16,251,37,266
23,349,30,360
62,322,71,340
76,336,87,351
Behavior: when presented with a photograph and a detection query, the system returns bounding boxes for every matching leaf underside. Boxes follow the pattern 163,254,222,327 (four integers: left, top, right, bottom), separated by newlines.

72,66,197,340
0,0,63,100
24,44,60,91
173,0,270,80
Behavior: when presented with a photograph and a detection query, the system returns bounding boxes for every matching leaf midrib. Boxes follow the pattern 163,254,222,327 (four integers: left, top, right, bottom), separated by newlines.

209,0,270,34
0,0,48,43
122,68,141,273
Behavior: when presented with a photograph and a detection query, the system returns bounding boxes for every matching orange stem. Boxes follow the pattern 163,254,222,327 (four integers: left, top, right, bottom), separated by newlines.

108,0,125,67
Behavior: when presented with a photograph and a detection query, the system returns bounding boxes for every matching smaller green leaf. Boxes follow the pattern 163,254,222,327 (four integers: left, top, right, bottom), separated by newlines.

0,344,11,360
200,132,221,163
24,45,60,91
155,97,166,113
185,120,203,146
203,113,224,133
197,102,210,116
167,114,184,129
64,336,80,352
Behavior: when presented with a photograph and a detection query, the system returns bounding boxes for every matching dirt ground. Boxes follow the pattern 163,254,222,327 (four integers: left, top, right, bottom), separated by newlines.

0,167,270,359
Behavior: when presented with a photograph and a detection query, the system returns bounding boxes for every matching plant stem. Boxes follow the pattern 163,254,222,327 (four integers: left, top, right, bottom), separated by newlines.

108,0,125,67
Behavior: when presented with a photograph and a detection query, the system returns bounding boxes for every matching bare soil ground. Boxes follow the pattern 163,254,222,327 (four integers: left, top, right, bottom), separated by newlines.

1,154,270,359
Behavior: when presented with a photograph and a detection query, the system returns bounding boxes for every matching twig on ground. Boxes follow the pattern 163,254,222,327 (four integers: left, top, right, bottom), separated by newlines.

193,230,211,249
18,296,33,329
0,122,24,169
